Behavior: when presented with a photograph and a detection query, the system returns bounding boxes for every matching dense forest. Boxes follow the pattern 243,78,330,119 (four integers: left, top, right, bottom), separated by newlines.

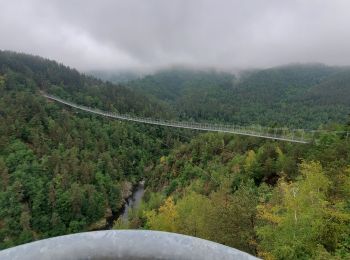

117,130,350,259
127,65,350,128
0,51,187,248
1,51,350,259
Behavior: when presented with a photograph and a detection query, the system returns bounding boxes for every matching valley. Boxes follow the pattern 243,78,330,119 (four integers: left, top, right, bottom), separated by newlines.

0,51,349,259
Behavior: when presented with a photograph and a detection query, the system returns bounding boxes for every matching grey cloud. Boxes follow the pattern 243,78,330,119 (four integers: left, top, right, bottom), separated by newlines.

1,0,350,71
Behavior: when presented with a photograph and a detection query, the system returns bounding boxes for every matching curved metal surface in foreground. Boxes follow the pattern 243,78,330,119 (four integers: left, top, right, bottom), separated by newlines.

0,230,259,260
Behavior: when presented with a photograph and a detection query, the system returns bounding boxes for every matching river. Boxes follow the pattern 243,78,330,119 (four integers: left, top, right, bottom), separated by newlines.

103,180,145,229
120,180,145,222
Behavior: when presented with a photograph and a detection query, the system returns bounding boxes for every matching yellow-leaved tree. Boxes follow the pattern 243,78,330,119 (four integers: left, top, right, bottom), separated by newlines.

256,161,350,260
145,196,178,232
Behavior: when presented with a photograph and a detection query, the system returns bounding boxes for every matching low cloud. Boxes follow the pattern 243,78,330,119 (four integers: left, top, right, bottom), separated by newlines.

1,0,350,71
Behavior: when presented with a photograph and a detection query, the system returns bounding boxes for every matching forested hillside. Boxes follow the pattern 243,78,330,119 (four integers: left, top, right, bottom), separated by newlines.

0,51,185,249
1,51,350,259
0,51,173,119
117,129,350,259
128,65,350,128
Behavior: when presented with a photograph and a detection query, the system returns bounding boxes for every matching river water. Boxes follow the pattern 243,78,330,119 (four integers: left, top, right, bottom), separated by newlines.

104,181,145,229
120,181,145,222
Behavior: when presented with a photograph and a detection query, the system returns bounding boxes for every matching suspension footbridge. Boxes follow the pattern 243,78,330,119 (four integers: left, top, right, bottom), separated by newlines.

43,93,321,144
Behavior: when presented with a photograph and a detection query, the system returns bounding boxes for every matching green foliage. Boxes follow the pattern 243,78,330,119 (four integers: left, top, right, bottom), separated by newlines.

0,51,174,249
141,181,261,254
1,51,350,259
0,50,173,119
256,161,350,259
128,65,350,128
0,75,5,89
204,180,260,253
142,130,350,258
174,192,210,237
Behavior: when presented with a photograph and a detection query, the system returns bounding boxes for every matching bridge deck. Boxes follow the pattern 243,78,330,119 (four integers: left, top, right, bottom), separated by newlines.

43,93,311,143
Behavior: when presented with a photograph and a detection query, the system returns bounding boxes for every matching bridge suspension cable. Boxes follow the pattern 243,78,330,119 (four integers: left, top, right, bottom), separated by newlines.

43,93,316,144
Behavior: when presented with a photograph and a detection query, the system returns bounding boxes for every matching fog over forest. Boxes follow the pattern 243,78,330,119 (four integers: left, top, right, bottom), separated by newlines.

1,0,350,71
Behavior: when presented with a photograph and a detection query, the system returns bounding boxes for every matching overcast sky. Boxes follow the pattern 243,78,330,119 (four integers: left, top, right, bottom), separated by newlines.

1,0,350,71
